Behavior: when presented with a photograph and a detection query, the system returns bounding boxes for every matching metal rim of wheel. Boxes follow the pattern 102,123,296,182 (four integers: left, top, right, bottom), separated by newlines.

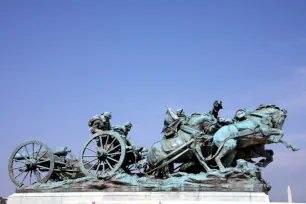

8,140,55,187
79,131,126,177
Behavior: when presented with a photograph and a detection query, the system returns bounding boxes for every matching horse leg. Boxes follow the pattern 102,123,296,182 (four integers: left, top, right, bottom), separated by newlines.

267,128,283,143
222,149,237,168
214,139,237,172
256,150,273,168
193,141,212,172
279,139,300,151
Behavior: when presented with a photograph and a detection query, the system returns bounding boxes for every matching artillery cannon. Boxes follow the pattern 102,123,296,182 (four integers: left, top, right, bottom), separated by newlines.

8,140,79,187
8,130,147,187
79,130,147,177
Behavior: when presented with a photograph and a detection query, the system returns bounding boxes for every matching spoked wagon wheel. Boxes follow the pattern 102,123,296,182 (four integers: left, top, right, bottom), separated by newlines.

8,140,55,187
80,131,126,177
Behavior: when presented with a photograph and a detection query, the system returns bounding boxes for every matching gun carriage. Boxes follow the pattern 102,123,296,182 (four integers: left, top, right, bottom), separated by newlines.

79,130,147,177
8,140,79,187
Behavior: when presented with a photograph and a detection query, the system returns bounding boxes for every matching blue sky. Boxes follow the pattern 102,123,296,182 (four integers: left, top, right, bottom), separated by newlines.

0,1,306,202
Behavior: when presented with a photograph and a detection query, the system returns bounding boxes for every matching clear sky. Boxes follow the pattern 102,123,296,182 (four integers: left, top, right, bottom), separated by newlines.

0,0,306,202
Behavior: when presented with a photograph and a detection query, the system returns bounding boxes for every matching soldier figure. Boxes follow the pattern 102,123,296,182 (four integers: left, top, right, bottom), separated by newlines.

112,121,145,156
209,100,234,126
209,100,223,119
88,112,112,134
176,109,185,118
176,108,191,123
234,109,248,122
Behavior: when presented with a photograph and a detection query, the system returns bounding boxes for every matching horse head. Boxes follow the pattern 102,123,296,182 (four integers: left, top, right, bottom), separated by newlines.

252,104,287,129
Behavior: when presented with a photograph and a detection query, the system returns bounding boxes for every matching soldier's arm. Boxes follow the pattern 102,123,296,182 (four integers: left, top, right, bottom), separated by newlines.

92,119,103,129
218,117,234,125
180,124,202,135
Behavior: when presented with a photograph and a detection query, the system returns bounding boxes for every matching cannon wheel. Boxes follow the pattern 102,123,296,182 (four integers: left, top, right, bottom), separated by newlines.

8,140,55,187
79,131,126,177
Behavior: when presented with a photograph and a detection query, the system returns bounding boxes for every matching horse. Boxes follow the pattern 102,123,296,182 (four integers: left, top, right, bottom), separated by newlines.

146,108,220,178
233,144,275,168
210,104,298,172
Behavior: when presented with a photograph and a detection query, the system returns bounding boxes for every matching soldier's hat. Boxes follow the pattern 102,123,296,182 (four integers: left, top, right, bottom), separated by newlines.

124,121,132,128
102,112,112,119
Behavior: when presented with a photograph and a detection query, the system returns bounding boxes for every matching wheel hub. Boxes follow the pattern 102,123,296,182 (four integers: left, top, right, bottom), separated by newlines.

25,159,37,171
97,149,108,161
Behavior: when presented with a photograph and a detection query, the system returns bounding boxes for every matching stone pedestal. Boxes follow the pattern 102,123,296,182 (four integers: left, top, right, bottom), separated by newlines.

7,192,271,204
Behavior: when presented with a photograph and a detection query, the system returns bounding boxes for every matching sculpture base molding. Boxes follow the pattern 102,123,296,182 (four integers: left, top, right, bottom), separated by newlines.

6,192,272,204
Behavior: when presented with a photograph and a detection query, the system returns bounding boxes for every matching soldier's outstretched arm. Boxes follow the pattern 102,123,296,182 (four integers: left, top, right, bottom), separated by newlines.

219,117,234,125
180,125,202,135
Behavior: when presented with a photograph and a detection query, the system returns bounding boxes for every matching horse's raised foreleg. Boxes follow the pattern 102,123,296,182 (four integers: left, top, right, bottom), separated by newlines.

266,128,284,143
266,129,299,151
279,139,300,151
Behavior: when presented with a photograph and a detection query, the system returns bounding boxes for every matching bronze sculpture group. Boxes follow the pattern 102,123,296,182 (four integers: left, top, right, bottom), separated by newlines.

8,101,299,189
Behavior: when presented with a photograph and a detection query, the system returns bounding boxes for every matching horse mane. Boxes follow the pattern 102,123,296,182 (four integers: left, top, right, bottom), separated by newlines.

190,112,211,117
255,104,281,111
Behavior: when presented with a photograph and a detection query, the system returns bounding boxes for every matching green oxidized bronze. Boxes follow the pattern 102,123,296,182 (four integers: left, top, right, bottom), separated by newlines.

8,101,299,193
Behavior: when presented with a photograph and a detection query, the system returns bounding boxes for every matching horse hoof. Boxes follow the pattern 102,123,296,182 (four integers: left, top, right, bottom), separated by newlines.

292,146,300,151
255,163,265,167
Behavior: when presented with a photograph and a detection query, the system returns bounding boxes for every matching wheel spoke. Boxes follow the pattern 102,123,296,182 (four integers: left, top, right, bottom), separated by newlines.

35,169,42,181
83,155,97,158
106,138,116,151
104,135,109,149
37,150,48,161
20,171,29,186
107,144,120,153
11,166,24,171
36,159,50,164
14,169,27,179
16,152,29,161
83,158,98,165
106,159,113,170
88,161,99,172
35,145,42,160
30,171,32,185
99,136,103,148
95,162,101,175
107,156,119,163
107,152,121,156
24,145,31,159
86,147,96,153
37,165,50,170
102,162,105,174
13,159,26,164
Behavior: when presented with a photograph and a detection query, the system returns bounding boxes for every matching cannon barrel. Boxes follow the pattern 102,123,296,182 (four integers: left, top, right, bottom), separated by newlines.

51,146,71,156
13,147,71,160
